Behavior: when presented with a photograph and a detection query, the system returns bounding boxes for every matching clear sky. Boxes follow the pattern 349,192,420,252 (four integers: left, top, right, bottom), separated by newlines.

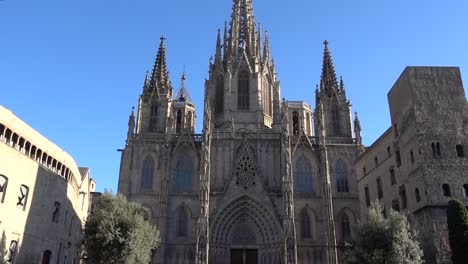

1,0,467,192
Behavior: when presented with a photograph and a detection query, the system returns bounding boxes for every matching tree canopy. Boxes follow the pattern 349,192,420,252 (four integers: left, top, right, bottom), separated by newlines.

447,199,468,264
84,192,160,264
346,202,423,264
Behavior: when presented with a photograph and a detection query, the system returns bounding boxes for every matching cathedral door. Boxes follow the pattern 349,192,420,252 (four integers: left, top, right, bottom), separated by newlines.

230,249,258,264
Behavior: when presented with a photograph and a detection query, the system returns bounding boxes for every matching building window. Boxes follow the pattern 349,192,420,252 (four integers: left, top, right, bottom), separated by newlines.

393,123,398,138
237,70,250,111
5,240,18,263
399,185,407,209
52,202,61,223
463,184,468,197
215,75,224,114
177,207,188,237
392,199,400,212
295,155,313,193
263,78,272,116
389,167,396,185
331,104,341,135
395,150,401,167
301,209,312,239
415,188,421,202
0,175,8,203
176,110,182,133
363,167,367,175
387,146,391,157
292,111,300,136
456,144,465,157
341,213,351,241
42,250,52,264
306,113,311,136
364,186,370,207
432,142,441,158
335,159,349,192
377,178,383,199
442,184,451,197
175,154,193,192
410,150,414,164
150,104,158,132
374,156,378,167
140,156,155,191
17,184,29,210
187,111,192,130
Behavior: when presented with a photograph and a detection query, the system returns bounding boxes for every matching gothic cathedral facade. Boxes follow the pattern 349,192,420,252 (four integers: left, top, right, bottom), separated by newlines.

118,1,363,263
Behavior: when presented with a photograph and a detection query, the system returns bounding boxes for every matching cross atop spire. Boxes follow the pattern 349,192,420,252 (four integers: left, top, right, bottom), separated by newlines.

150,35,171,95
320,40,339,96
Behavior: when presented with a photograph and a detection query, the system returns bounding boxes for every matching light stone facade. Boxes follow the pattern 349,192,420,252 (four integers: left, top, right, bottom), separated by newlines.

0,105,95,264
117,1,363,263
356,67,468,264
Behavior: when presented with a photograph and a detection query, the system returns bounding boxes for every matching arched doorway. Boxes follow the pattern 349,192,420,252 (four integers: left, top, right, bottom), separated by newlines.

230,217,258,264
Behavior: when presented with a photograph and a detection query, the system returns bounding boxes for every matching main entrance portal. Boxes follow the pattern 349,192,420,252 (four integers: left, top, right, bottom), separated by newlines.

231,249,258,264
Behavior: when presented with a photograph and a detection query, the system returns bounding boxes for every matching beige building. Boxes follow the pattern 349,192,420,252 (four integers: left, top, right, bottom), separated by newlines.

0,105,95,264
118,1,363,263
356,67,468,264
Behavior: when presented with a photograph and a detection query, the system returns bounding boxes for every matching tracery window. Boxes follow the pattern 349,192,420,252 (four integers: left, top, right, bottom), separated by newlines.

301,209,312,239
17,184,29,210
0,175,7,203
335,159,349,192
263,78,272,116
175,154,193,192
295,155,313,193
341,213,351,241
176,110,182,133
150,104,158,131
215,75,224,114
292,111,299,136
237,70,250,111
177,207,188,237
331,105,340,135
234,144,257,190
140,156,154,191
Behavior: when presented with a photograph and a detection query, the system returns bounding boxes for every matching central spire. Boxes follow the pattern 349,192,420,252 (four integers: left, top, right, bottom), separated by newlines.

228,0,256,57
320,40,339,96
149,35,171,96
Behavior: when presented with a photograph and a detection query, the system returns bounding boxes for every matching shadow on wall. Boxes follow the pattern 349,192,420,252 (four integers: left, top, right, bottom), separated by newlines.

15,166,83,264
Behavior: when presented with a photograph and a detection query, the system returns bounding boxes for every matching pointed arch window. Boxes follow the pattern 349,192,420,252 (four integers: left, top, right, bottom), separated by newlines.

237,70,250,111
341,213,351,241
150,104,158,132
176,110,182,133
140,156,154,191
335,159,349,192
177,207,188,237
306,113,311,136
292,111,300,136
301,209,312,239
263,78,272,116
295,155,313,193
0,175,7,203
215,75,224,114
331,104,341,135
442,184,451,197
42,250,52,264
175,154,193,192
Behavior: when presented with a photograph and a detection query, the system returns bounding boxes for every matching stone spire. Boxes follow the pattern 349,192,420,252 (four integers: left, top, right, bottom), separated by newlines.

227,0,256,57
214,29,222,66
354,112,362,146
320,40,339,96
126,107,135,144
150,35,171,95
263,30,271,64
176,72,192,103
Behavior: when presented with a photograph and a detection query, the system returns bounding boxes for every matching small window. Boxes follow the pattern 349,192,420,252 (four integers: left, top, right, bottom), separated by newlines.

456,145,465,157
392,199,400,212
177,207,188,237
415,188,421,202
432,142,437,158
17,184,29,210
410,150,414,165
374,156,378,167
442,184,451,197
377,178,383,199
0,175,8,203
393,123,398,138
42,250,52,264
387,146,391,157
176,110,182,133
389,167,396,185
399,185,407,209
463,184,468,197
292,111,300,136
301,209,312,239
364,186,370,207
237,70,250,111
5,240,18,263
363,167,367,175
395,150,401,167
341,213,351,241
52,202,61,223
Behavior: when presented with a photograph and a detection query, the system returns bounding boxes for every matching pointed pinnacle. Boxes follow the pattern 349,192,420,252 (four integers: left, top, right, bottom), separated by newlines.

151,35,170,91
215,29,222,65
320,40,339,94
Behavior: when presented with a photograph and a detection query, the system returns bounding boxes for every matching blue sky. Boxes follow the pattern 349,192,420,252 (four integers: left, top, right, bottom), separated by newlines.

1,0,467,192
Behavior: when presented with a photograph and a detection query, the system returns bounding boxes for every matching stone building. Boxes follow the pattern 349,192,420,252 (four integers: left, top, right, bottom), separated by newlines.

356,67,468,264
0,105,95,263
117,0,363,263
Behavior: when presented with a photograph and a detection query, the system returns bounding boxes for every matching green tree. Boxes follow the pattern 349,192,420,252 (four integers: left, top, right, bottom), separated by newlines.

345,202,423,264
84,192,160,264
447,199,468,264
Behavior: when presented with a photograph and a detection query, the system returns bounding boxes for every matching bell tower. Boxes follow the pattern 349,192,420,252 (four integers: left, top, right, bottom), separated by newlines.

206,0,281,131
